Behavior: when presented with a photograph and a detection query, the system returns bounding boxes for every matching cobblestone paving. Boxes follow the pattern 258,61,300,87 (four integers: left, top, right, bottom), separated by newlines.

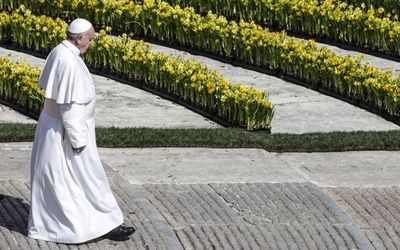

140,183,371,249
4,177,400,249
324,187,400,250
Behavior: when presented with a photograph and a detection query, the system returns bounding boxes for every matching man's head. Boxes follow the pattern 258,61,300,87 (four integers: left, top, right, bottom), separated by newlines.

67,18,95,54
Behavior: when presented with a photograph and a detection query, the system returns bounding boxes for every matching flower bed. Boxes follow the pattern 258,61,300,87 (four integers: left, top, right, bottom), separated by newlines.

0,8,275,131
3,0,400,57
2,1,398,120
0,54,43,115
151,0,400,56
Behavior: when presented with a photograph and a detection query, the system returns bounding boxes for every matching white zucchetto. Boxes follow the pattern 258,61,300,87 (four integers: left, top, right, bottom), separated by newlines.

68,18,92,34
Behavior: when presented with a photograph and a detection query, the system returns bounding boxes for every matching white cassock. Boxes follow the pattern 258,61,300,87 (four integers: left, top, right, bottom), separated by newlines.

28,40,123,244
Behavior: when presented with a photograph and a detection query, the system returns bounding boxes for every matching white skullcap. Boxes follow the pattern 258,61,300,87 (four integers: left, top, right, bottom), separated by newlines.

68,18,92,34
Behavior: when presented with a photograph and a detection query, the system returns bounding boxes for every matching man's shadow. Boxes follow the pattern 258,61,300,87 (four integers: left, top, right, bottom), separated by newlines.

0,194,30,237
0,194,109,246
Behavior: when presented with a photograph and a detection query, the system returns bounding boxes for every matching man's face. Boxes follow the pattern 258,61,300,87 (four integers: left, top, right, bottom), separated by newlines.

76,27,95,54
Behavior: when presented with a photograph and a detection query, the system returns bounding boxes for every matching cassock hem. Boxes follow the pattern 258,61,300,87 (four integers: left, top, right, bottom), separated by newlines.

27,219,123,244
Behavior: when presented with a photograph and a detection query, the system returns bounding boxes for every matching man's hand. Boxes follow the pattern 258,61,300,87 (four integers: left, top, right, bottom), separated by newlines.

73,146,86,153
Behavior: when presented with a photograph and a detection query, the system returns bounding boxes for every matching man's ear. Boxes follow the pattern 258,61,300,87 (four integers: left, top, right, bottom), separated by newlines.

76,35,83,44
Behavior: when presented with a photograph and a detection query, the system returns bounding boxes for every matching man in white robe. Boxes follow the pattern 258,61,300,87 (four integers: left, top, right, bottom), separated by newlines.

28,18,135,244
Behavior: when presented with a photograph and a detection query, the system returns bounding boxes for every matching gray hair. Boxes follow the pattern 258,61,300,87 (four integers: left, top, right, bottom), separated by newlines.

66,30,90,41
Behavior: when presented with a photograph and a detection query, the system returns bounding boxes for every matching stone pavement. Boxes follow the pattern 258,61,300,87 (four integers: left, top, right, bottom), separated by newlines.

0,41,400,249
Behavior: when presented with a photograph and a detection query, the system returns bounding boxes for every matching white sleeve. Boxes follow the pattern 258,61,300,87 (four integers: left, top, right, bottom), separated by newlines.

60,103,87,148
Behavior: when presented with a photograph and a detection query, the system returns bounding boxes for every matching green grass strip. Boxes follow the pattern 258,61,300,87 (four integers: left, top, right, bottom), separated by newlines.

1,123,399,152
